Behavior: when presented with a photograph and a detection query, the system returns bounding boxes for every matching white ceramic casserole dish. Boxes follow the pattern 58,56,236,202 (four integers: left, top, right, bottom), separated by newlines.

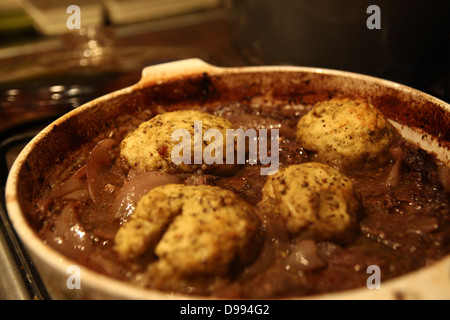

5,59,450,299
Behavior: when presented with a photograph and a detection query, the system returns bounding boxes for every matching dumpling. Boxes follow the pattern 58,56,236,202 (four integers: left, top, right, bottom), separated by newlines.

296,98,395,170
120,110,238,174
114,184,261,278
260,162,359,243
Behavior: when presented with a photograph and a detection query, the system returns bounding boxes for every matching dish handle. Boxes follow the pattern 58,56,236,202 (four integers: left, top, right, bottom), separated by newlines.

137,58,220,87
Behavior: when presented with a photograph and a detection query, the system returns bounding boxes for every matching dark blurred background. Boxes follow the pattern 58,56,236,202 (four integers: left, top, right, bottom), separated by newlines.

226,0,450,102
0,1,449,122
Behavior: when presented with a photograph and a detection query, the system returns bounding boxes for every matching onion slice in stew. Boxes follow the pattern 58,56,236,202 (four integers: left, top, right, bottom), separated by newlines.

284,239,326,272
86,138,116,203
39,167,88,211
109,171,181,222
386,146,403,188
49,178,86,200
437,163,450,192
47,202,94,258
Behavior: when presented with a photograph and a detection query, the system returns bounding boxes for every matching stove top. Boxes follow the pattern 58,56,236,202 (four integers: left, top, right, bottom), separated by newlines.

0,118,53,299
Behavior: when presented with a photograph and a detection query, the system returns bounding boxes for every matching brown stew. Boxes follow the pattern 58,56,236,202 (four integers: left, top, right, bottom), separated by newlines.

30,100,450,298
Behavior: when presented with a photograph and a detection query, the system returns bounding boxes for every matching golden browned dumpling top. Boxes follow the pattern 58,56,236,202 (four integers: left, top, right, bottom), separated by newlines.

261,162,359,243
114,184,260,278
120,110,237,174
296,98,395,170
